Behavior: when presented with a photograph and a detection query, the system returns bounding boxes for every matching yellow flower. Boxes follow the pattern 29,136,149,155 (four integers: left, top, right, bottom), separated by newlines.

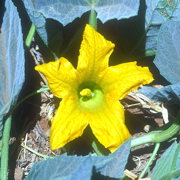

35,24,154,152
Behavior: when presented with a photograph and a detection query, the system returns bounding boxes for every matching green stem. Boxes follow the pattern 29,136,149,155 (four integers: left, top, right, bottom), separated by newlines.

25,24,59,60
92,141,103,155
88,9,97,30
13,87,50,111
0,116,12,180
52,52,59,61
25,24,36,48
145,50,157,57
85,127,109,156
92,139,109,156
139,143,160,178
0,87,49,179
21,144,53,159
131,111,180,148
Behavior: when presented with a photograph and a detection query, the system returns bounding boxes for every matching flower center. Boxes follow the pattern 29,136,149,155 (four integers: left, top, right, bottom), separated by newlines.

80,88,93,98
78,82,104,111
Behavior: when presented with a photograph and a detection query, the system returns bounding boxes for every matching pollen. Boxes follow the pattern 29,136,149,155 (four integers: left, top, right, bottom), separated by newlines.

80,88,93,97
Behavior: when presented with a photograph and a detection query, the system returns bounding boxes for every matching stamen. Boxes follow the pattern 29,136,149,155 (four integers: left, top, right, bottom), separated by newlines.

80,88,93,97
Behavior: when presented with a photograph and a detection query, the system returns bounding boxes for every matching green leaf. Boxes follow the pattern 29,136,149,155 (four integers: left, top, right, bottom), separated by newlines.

140,84,180,103
0,0,25,136
22,0,140,45
152,141,180,180
154,20,180,84
26,139,131,180
145,0,180,52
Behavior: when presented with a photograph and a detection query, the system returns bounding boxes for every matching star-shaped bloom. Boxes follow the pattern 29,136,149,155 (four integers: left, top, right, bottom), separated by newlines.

35,24,154,152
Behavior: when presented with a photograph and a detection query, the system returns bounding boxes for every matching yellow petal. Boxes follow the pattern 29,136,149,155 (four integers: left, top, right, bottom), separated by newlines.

77,24,115,82
35,57,77,98
99,61,154,100
50,97,88,150
89,98,131,152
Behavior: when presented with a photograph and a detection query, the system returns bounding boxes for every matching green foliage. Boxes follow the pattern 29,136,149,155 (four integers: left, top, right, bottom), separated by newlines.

26,139,131,180
22,0,140,45
152,141,180,180
145,0,180,52
0,0,25,137
154,20,180,84
140,84,180,103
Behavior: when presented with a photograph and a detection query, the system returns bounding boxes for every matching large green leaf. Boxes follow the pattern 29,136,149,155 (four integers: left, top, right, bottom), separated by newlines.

26,139,131,180
145,0,180,52
154,20,180,84
152,141,180,180
140,84,180,103
22,0,140,44
0,0,25,136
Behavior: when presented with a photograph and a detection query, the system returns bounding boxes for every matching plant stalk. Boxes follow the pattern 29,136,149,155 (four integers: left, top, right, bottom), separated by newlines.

13,87,49,111
88,9,97,30
139,143,160,178
25,24,35,48
0,87,50,179
0,116,12,180
131,110,180,148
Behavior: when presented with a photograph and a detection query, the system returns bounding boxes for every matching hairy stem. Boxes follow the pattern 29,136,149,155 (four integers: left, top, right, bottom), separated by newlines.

139,143,160,178
13,87,49,111
131,110,180,148
25,24,35,48
0,116,12,180
88,9,97,30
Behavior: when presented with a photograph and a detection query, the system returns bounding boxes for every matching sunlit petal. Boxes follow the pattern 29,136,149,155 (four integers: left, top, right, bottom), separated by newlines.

99,61,154,100
35,57,77,98
77,24,115,82
50,96,88,150
89,98,131,152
